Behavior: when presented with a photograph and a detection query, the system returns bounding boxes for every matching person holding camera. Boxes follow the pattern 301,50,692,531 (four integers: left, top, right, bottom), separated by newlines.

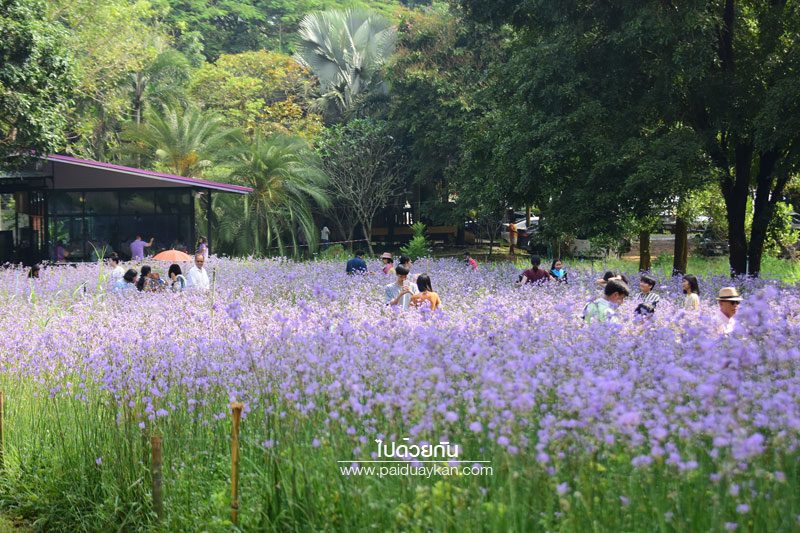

385,265,418,310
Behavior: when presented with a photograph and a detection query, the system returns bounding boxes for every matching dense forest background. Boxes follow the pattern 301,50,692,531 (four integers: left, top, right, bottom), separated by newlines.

2,0,799,275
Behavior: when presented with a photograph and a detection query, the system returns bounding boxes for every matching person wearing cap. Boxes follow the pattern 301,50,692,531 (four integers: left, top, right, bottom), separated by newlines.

380,252,395,275
716,287,742,335
583,279,630,324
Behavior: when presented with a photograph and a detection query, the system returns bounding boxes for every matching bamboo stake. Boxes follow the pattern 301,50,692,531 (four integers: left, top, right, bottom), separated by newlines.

151,434,163,522
230,402,244,526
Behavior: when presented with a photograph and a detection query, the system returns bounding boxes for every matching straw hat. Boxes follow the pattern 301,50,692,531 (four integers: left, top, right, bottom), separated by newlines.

380,252,393,260
716,287,743,302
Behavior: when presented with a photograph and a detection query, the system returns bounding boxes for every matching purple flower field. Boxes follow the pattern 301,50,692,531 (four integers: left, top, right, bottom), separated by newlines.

0,258,799,531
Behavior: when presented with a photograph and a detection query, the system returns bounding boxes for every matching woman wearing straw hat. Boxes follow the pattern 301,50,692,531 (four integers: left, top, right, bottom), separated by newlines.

380,252,395,275
716,287,743,335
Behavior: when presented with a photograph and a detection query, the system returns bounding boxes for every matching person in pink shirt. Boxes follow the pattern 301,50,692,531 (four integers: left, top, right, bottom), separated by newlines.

463,251,478,271
130,234,154,261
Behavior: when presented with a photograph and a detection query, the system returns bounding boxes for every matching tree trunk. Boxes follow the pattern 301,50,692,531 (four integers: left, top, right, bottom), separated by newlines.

638,230,651,272
362,221,375,256
672,217,688,276
747,150,782,278
722,142,753,276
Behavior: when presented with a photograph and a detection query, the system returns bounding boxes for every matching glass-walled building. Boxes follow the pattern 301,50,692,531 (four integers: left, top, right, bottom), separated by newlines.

0,155,251,264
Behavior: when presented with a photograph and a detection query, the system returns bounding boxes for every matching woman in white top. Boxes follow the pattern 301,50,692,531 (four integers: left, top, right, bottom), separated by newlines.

168,263,187,292
682,274,700,310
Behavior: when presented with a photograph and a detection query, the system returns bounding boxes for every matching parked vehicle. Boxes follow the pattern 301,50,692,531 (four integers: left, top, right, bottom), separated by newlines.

790,212,800,231
694,228,729,256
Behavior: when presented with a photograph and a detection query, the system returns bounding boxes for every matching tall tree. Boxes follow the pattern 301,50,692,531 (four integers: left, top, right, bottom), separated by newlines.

386,6,500,225
189,50,322,140
295,8,397,123
120,104,238,177
457,0,800,277
317,119,403,254
48,0,166,160
1,0,74,165
221,134,330,257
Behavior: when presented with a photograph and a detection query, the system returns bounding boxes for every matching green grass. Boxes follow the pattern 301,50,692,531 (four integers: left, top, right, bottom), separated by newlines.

0,377,798,531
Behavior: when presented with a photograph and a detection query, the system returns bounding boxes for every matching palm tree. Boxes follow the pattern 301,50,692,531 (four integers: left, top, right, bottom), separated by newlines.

220,134,330,257
295,9,396,123
120,104,238,176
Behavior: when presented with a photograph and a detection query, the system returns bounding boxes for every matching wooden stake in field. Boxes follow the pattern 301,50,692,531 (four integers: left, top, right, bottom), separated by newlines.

230,402,244,526
151,434,163,522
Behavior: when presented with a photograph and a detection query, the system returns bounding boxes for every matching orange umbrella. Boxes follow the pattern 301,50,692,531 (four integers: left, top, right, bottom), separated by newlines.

152,249,193,262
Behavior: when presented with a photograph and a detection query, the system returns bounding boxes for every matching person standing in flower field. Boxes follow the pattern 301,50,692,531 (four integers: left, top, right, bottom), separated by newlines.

518,255,551,285
583,279,630,324
108,253,124,284
464,251,478,271
196,236,209,261
549,259,567,283
130,234,154,261
186,254,210,291
385,265,418,310
346,250,368,275
715,287,742,335
411,273,441,311
683,275,701,311
637,274,661,309
380,252,395,275
168,264,187,292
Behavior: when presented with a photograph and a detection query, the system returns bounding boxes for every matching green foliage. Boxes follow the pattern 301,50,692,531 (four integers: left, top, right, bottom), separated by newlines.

765,202,800,258
48,0,168,159
319,243,347,259
218,134,330,257
189,50,323,140
400,222,430,259
386,6,499,224
317,119,403,254
296,8,397,123
455,0,800,276
119,104,238,177
160,0,406,59
0,0,74,166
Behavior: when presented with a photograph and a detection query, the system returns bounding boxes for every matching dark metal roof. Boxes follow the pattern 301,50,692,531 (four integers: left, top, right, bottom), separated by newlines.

46,154,252,194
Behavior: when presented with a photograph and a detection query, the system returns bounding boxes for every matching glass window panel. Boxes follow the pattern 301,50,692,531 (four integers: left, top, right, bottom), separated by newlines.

119,191,155,215
48,216,85,260
86,216,121,258
48,192,83,215
155,190,191,214
84,192,118,216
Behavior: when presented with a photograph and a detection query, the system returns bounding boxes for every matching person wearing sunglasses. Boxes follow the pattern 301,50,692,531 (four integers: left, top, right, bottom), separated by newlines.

715,287,742,335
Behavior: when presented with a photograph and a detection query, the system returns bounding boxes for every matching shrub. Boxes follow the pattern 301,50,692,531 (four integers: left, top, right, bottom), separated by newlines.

400,222,431,260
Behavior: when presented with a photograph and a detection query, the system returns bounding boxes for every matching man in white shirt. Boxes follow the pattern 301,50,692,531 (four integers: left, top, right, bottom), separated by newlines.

715,287,742,335
186,254,210,291
384,265,418,310
108,253,125,284
320,225,330,249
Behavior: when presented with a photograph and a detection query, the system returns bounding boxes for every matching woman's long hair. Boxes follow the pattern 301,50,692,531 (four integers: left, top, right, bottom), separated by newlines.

416,274,433,293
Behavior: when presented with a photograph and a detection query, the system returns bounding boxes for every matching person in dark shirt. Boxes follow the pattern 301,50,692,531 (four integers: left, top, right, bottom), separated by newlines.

346,250,368,275
518,255,552,285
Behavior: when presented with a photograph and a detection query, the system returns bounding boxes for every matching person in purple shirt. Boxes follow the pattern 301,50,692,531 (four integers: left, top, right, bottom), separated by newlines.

130,234,154,261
